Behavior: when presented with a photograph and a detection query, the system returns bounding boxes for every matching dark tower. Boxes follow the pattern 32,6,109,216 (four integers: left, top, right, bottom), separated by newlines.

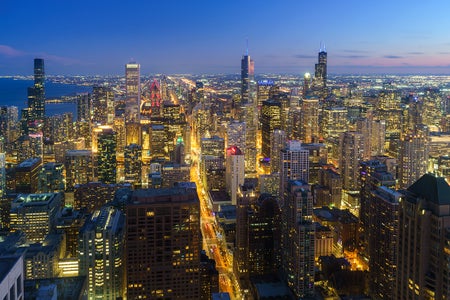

314,45,327,89
27,58,45,122
241,45,254,105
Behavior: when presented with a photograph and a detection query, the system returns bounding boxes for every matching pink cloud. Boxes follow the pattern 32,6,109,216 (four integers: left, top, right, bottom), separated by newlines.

0,45,26,57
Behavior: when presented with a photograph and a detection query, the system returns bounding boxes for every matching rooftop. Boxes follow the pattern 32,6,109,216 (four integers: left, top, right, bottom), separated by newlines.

407,173,450,205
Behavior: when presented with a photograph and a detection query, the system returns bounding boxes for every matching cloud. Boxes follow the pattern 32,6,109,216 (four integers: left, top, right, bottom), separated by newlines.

407,52,424,55
336,55,369,59
438,52,450,55
38,53,82,65
0,45,26,57
383,55,404,59
294,54,315,59
340,49,370,54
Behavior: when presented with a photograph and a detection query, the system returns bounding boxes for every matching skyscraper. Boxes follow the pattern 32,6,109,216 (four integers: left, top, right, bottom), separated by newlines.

125,62,141,123
126,185,201,299
79,207,125,300
314,47,327,89
92,86,114,125
97,128,117,184
396,174,450,299
241,51,254,105
261,99,282,159
27,58,45,123
225,146,245,205
124,143,142,187
398,133,429,189
279,140,309,196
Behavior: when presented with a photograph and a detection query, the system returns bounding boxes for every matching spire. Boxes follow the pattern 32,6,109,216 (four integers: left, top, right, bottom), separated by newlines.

246,38,249,56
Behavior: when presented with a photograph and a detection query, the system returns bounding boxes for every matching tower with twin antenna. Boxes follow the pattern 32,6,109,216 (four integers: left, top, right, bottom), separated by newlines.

314,42,327,88
241,39,255,105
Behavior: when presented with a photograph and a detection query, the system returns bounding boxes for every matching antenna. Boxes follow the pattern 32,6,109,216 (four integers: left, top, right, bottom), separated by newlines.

246,38,249,56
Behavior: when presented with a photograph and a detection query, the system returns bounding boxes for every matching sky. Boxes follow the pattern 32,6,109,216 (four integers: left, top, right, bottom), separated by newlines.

1,0,450,75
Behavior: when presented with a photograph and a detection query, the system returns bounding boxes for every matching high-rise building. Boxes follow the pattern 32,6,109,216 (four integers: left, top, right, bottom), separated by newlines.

126,184,201,299
74,182,129,213
261,99,282,159
398,133,429,189
125,62,141,123
281,180,315,298
97,128,117,184
368,186,400,299
38,162,65,193
27,58,45,123
339,131,366,191
14,157,42,194
76,93,91,122
396,174,450,299
92,86,114,125
314,47,327,89
64,150,94,192
201,136,225,158
301,97,320,143
279,140,309,196
79,207,125,300
257,80,274,107
321,106,348,139
241,52,254,105
124,143,142,187
270,129,286,173
226,120,246,152
225,146,245,205
10,192,62,242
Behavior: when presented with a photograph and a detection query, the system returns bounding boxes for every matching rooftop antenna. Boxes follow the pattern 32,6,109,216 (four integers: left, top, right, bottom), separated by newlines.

246,38,249,56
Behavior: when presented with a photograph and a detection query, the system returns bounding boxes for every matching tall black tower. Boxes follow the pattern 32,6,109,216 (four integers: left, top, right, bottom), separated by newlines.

27,58,45,122
314,46,327,88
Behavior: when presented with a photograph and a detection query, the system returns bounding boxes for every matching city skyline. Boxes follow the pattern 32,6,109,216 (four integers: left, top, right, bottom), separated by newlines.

1,0,450,75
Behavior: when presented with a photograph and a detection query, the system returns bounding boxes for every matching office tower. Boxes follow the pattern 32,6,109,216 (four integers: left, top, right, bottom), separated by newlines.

368,186,400,299
0,105,19,144
113,117,126,157
396,174,450,299
149,79,162,117
279,140,309,196
126,185,201,299
261,99,282,159
257,80,274,107
97,127,117,184
200,155,225,191
162,102,186,159
14,157,42,193
79,207,125,300
301,97,320,143
125,62,141,123
0,139,5,198
359,160,395,257
92,86,114,125
339,131,365,191
161,162,190,188
44,113,73,143
124,143,142,187
227,120,246,152
38,162,65,193
226,146,245,205
201,136,225,158
27,58,45,123
303,73,312,96
241,51,255,105
150,124,168,160
270,129,286,173
242,103,257,174
316,166,342,208
74,182,129,213
281,180,315,298
56,207,87,258
77,93,91,122
10,192,62,242
125,122,141,146
321,106,348,139
173,140,185,164
24,233,64,279
199,251,219,300
398,133,429,189
302,143,328,184
371,119,386,156
314,47,327,89
64,150,93,191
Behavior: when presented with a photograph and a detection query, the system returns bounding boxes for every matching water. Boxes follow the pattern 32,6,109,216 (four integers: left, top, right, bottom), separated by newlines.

0,78,92,118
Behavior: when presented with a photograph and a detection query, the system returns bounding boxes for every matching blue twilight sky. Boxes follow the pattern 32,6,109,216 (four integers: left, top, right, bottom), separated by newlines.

1,0,450,75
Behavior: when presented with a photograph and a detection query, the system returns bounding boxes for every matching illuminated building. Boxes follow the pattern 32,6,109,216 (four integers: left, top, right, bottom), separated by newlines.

398,133,429,189
241,51,255,105
124,143,142,187
368,186,400,299
145,79,162,118
359,160,395,258
0,105,19,144
200,155,225,191
257,80,274,107
27,58,45,124
302,143,327,184
76,93,91,122
226,146,245,205
201,136,225,158
315,166,342,208
227,120,246,152
56,207,86,258
261,99,281,159
125,122,141,146
321,106,348,140
38,162,65,193
79,207,125,300
10,192,62,242
270,129,286,173
14,133,44,163
74,182,129,213
161,162,190,188
97,127,117,184
24,233,64,279
242,103,257,174
300,97,320,144
314,47,327,89
281,180,315,298
303,73,312,96
126,185,201,299
92,86,114,125
113,117,126,156
314,224,333,258
199,251,219,300
150,124,168,160
279,140,309,196
64,150,93,192
339,131,365,191
14,157,42,193
125,62,141,123
396,174,450,299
